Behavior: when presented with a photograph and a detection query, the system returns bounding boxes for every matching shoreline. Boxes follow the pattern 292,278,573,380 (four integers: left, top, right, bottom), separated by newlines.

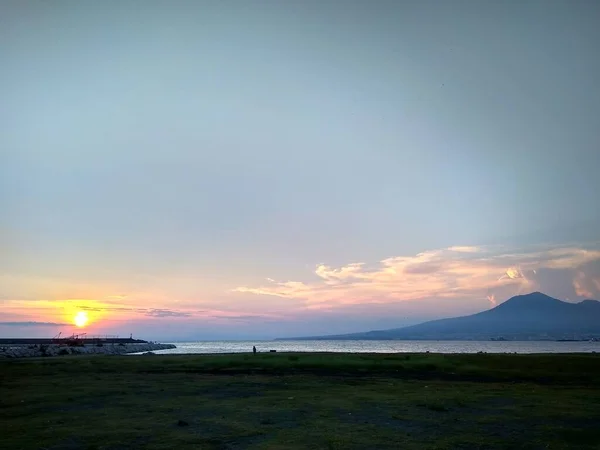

148,350,598,356
139,340,600,355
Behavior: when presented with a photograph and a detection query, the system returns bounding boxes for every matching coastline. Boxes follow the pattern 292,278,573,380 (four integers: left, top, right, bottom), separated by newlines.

134,339,600,355
0,342,176,358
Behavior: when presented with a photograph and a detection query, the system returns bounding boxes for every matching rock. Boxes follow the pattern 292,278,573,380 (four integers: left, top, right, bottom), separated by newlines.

177,420,189,427
0,342,176,358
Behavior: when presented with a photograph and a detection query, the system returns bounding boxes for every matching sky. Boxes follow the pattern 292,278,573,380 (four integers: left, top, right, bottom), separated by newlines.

1,0,600,340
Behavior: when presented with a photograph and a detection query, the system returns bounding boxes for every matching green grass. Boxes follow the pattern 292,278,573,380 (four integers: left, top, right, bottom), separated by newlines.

1,352,600,449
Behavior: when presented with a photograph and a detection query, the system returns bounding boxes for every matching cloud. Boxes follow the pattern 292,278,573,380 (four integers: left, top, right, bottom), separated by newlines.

210,314,277,321
447,246,481,253
234,244,600,308
499,267,525,280
403,261,444,275
75,304,196,318
572,271,595,298
144,309,192,318
0,321,70,327
74,303,276,321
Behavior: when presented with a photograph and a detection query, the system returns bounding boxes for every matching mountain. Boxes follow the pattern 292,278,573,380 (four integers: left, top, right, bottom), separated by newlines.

279,292,600,341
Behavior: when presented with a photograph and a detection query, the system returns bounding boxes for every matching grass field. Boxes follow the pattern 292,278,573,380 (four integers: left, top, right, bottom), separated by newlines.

2,352,600,449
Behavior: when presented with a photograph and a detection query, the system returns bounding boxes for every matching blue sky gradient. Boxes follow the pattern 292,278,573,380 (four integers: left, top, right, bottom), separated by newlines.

2,1,600,339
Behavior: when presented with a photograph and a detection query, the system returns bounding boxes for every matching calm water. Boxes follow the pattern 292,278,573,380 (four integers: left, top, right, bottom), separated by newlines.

149,340,600,354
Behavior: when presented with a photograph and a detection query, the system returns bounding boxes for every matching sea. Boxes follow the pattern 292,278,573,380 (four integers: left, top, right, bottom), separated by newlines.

149,340,600,355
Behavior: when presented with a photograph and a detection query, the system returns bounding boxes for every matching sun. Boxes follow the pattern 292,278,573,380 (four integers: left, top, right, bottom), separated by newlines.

74,311,89,328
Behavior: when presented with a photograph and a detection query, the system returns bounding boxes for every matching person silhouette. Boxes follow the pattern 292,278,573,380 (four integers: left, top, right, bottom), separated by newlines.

253,345,257,355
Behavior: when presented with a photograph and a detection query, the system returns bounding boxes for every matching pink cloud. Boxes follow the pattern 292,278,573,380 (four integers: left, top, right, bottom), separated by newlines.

447,246,482,253
572,271,596,298
234,244,600,308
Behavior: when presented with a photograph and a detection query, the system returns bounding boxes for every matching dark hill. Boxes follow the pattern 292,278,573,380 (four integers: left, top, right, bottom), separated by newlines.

279,292,600,341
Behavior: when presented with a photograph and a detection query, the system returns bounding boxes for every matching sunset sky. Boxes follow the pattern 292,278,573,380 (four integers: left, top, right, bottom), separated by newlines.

2,1,600,340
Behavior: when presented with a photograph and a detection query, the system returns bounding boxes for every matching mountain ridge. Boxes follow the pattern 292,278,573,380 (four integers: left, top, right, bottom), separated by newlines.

277,292,600,341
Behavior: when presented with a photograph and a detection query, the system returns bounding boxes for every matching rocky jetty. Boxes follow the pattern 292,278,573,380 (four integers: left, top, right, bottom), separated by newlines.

0,342,176,358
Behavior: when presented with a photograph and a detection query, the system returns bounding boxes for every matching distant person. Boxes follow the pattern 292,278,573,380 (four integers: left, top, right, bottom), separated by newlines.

253,346,257,355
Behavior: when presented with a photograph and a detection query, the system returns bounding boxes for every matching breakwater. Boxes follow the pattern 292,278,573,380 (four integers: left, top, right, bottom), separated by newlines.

0,338,148,345
0,342,176,358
